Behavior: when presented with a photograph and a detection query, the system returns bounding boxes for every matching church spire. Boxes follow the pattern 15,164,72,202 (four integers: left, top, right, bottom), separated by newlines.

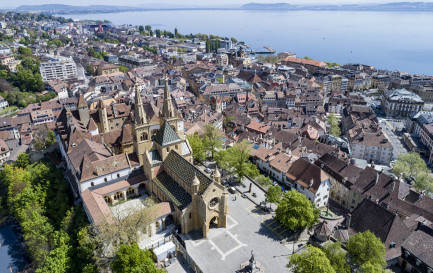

134,84,147,125
163,74,175,119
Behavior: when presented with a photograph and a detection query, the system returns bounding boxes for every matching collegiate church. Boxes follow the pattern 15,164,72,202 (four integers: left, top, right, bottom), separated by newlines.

56,76,228,237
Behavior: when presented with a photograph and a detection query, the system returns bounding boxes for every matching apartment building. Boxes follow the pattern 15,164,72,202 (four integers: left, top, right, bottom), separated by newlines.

39,56,78,82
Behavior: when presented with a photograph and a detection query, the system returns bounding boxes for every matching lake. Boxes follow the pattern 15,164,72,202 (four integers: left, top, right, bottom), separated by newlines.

0,224,28,273
71,10,433,75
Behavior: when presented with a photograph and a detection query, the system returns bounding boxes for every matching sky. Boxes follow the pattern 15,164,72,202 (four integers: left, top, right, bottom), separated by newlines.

8,0,433,7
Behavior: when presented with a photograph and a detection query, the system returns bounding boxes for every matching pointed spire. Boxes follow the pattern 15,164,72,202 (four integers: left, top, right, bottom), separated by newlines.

134,84,147,125
78,95,87,108
214,167,220,178
163,74,175,120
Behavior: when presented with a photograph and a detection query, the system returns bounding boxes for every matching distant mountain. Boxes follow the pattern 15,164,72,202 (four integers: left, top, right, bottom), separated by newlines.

240,3,296,10
16,4,137,13
240,2,433,11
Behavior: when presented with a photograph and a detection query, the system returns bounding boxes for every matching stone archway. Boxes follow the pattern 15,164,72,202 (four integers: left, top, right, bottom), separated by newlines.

165,214,174,228
209,216,219,229
138,183,146,195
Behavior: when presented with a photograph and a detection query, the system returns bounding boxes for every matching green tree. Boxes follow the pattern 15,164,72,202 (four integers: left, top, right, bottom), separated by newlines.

346,230,386,269
230,37,238,43
16,152,30,168
18,46,33,58
412,172,433,193
36,231,71,273
145,25,152,32
155,29,161,38
225,140,259,181
174,28,178,37
393,152,433,193
393,152,428,180
138,25,144,34
360,262,385,273
275,190,319,231
203,123,223,159
327,113,341,137
256,174,272,187
187,133,206,163
322,242,351,273
288,245,336,273
265,185,282,205
214,149,229,171
111,243,162,273
119,65,130,73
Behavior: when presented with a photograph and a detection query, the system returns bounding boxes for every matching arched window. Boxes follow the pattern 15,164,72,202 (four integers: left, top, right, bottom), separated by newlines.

140,132,148,142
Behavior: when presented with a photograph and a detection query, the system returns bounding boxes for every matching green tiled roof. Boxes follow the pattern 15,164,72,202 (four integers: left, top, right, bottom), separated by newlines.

164,150,212,195
153,171,192,210
154,121,181,146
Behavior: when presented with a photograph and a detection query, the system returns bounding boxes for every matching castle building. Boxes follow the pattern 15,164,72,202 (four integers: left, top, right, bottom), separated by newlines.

56,76,228,237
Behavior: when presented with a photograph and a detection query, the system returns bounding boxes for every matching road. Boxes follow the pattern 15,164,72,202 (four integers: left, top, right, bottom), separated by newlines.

379,119,408,158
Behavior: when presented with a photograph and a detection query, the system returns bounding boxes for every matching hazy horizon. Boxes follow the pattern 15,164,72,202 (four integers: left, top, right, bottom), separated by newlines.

9,0,433,8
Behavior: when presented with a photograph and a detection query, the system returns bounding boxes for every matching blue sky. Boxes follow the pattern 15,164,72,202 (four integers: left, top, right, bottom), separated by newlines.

9,0,433,7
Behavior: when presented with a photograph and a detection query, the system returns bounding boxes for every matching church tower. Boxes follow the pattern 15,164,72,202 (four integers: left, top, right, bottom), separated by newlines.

132,84,151,164
78,95,89,126
98,100,109,133
160,75,184,138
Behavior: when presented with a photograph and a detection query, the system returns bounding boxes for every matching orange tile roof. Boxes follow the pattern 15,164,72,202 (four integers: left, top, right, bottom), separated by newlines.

282,57,327,68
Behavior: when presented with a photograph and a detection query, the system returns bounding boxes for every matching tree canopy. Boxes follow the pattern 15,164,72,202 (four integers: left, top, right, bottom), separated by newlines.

224,140,259,181
346,230,386,270
392,152,433,193
288,245,336,273
275,190,319,230
15,152,30,168
265,185,282,205
327,113,341,137
1,161,95,271
203,123,223,159
322,242,351,273
110,243,163,273
187,133,206,163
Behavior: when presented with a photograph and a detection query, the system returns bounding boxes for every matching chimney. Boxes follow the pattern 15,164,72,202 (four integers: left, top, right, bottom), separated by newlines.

375,172,380,185
345,213,352,228
389,181,396,194
419,191,425,200
309,177,314,187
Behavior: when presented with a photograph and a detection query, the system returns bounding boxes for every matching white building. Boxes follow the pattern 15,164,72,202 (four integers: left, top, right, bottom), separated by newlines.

39,56,78,82
0,96,9,110
285,158,331,208
349,130,394,165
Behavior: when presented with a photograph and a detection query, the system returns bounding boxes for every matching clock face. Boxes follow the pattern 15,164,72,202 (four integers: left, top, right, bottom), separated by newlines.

209,197,219,209
217,98,221,103
211,97,216,104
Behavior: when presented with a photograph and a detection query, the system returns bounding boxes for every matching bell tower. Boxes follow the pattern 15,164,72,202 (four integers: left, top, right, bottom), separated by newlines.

132,84,151,163
98,100,109,133
160,75,184,138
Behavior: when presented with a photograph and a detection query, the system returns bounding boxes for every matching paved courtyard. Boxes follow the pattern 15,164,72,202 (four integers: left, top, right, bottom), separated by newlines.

180,192,297,273
110,194,149,219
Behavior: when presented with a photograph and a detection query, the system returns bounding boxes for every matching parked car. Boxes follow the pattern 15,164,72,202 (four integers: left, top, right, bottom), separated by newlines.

204,168,212,174
228,187,236,194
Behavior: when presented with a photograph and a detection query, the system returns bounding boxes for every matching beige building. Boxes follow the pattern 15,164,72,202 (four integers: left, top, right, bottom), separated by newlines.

58,79,228,238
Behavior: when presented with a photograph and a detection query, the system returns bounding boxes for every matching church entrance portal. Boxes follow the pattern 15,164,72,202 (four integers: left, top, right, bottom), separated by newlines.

210,216,219,229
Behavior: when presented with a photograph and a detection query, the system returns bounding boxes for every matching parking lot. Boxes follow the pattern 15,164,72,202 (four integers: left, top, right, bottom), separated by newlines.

181,191,294,273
